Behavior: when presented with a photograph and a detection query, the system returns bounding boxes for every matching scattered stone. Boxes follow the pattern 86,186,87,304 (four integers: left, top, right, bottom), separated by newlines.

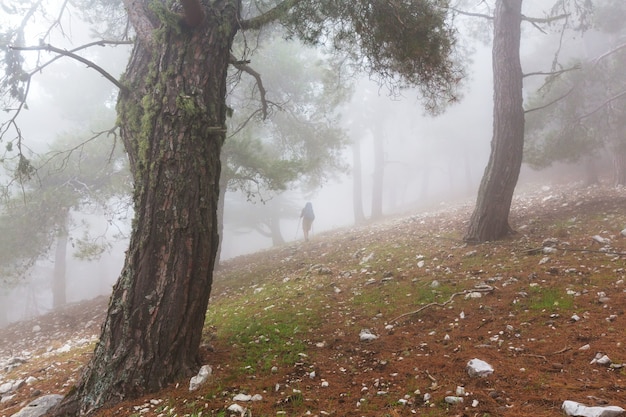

10,394,63,417
590,353,612,366
233,393,252,402
620,228,626,237
467,358,494,377
445,396,464,404
359,329,378,342
562,400,625,417
592,235,610,245
189,365,212,391
226,403,246,416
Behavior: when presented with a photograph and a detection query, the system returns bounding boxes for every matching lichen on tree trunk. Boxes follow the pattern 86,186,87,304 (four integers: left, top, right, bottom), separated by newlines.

465,0,524,243
51,2,239,415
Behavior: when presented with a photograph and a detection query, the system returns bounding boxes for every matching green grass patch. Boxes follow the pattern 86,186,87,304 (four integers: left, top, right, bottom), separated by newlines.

205,281,321,375
526,287,574,311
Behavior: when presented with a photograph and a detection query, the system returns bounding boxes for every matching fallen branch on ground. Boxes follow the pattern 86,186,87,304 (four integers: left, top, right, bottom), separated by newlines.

390,285,495,323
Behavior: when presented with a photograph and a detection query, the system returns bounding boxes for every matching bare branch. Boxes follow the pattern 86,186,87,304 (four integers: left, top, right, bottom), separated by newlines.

230,53,268,119
578,90,626,121
521,13,569,24
10,43,128,92
593,42,626,67
450,7,493,20
41,0,71,41
523,65,579,79
524,86,575,114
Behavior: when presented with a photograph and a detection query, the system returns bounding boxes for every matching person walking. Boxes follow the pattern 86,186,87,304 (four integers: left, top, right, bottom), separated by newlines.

300,202,315,242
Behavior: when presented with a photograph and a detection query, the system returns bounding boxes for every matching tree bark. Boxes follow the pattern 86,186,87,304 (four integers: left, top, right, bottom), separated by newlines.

52,2,239,414
465,0,524,242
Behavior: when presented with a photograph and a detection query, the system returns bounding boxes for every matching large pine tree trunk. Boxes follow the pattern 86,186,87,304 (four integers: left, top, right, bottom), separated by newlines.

465,0,524,242
53,2,239,414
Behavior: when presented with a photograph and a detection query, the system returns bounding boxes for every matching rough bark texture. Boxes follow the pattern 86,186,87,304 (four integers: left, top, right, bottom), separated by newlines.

465,0,524,242
51,1,239,415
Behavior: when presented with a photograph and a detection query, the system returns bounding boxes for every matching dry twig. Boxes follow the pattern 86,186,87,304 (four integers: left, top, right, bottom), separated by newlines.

390,286,494,323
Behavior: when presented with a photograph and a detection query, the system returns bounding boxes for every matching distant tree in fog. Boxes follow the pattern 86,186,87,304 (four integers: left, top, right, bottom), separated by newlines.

525,0,626,186
0,127,129,309
457,0,593,243
2,0,463,413
218,36,350,259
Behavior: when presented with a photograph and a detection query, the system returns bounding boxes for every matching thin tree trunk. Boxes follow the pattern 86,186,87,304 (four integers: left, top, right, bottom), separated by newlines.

215,177,228,267
52,223,68,309
53,2,239,414
613,144,626,186
465,0,524,242
371,129,385,220
352,140,366,224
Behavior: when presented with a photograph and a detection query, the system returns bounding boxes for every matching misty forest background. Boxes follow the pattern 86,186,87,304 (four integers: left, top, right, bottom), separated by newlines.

0,0,625,328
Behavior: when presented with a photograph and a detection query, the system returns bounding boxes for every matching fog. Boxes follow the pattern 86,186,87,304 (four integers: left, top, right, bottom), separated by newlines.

1,1,623,325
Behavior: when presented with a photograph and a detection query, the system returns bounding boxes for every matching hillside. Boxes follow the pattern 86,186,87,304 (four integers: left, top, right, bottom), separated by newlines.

1,183,625,417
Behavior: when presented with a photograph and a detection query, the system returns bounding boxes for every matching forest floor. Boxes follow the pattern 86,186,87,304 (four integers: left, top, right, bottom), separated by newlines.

1,182,626,417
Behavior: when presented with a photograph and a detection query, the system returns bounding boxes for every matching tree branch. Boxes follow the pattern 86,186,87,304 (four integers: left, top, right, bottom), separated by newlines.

524,86,575,114
578,89,626,121
10,43,129,93
450,7,493,20
122,0,156,45
593,41,626,67
523,65,579,79
230,53,268,119
239,0,302,30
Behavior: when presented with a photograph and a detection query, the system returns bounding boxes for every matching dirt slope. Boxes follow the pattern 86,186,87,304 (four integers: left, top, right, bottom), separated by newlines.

1,183,625,417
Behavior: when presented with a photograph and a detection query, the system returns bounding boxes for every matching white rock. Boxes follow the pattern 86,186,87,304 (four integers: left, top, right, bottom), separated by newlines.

359,329,378,342
1,394,16,403
592,235,610,245
445,396,464,404
25,376,38,385
592,354,612,366
467,358,494,377
226,403,246,416
32,325,41,333
620,228,626,237
417,260,425,268
233,393,252,402
56,344,72,354
251,394,263,401
465,292,482,299
0,382,13,394
189,365,212,391
562,400,625,417
10,394,63,417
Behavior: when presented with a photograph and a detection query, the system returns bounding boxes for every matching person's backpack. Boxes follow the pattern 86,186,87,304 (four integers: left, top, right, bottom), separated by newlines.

302,203,315,221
